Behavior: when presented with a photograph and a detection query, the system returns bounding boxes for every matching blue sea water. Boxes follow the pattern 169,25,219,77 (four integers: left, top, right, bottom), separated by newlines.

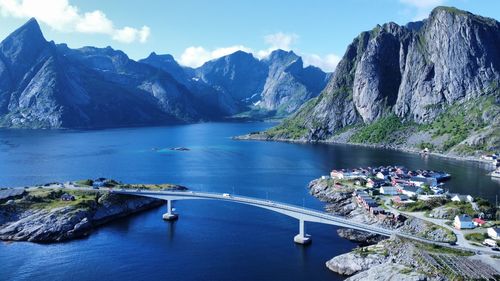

0,123,498,281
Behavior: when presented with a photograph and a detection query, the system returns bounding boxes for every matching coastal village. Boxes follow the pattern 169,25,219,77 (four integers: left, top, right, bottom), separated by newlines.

322,165,500,249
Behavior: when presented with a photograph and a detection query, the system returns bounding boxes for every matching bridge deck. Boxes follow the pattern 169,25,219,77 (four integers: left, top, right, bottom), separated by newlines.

63,186,490,253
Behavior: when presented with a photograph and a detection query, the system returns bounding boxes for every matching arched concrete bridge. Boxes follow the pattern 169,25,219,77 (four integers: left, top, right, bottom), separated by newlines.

93,188,435,246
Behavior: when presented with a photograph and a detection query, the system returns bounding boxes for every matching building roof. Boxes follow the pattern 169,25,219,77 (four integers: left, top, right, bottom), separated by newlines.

402,185,421,193
456,214,473,222
410,176,435,183
452,194,470,200
473,218,486,224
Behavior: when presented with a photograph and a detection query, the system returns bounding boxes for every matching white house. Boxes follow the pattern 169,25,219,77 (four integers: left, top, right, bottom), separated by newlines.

400,185,422,197
487,227,500,240
380,186,399,195
409,176,437,187
454,214,475,229
451,194,474,203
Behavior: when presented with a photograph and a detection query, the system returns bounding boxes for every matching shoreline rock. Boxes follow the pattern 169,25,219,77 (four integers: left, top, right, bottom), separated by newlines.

325,247,389,275
234,133,493,165
0,192,164,243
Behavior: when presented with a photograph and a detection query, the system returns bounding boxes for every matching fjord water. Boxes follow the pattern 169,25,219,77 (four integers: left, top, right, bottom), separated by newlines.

0,123,498,281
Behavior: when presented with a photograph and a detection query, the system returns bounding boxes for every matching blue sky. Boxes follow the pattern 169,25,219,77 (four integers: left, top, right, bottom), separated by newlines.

0,0,498,71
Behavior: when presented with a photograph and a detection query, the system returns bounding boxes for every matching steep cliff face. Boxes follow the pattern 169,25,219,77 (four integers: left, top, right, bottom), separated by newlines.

393,8,500,123
140,52,240,116
264,7,500,154
196,50,268,103
0,19,217,129
259,50,328,115
193,49,328,117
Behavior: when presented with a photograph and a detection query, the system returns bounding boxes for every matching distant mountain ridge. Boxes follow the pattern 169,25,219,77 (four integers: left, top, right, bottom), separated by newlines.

254,6,499,157
0,19,327,128
144,49,329,118
0,19,205,128
194,49,329,117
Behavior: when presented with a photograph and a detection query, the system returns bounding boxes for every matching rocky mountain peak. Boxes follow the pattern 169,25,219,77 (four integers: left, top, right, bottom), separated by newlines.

264,5,499,153
0,17,48,79
266,49,299,64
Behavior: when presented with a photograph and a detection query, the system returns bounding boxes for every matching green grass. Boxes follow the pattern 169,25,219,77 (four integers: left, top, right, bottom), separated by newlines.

399,267,414,275
119,183,183,190
414,241,473,256
399,197,449,212
443,201,475,216
18,189,100,210
350,114,408,144
75,179,94,186
464,232,488,242
264,97,321,139
418,222,457,243
422,96,498,152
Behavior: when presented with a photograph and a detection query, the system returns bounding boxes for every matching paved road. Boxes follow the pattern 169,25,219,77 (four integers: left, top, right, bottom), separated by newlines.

383,198,499,255
64,184,497,252
14,183,499,255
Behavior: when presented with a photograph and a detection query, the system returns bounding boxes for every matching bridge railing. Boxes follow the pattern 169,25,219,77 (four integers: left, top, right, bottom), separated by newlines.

81,187,463,248
126,189,395,235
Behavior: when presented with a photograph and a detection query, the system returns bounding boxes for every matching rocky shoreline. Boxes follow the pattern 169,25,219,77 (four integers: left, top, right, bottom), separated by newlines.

234,133,494,165
0,188,172,243
307,178,500,280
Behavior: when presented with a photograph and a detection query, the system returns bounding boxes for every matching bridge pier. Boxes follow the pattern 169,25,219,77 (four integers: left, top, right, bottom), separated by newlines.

162,199,178,221
294,219,311,245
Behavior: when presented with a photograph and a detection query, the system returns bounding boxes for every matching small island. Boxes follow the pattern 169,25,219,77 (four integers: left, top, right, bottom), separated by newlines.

0,179,187,242
309,166,500,280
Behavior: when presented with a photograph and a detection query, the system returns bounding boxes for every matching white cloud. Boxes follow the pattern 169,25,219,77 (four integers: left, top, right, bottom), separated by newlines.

76,10,113,34
112,26,150,44
0,0,150,43
256,32,298,59
264,32,298,50
178,32,340,72
400,0,445,20
179,45,252,68
179,46,211,68
302,53,340,72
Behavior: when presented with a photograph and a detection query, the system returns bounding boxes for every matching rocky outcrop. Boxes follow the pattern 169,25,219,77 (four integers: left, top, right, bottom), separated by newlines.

260,7,500,155
337,228,387,245
308,177,455,242
345,263,427,281
0,19,328,128
326,249,389,275
194,49,328,117
0,192,162,242
0,19,212,129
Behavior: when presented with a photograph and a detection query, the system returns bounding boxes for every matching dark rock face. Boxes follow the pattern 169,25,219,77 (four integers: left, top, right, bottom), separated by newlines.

0,19,206,128
196,50,268,103
278,7,500,141
260,50,329,114
336,228,386,246
0,192,163,242
140,52,240,116
194,49,328,116
0,18,327,128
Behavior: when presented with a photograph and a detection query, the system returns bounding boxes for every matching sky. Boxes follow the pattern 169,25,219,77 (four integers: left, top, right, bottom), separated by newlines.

0,0,498,72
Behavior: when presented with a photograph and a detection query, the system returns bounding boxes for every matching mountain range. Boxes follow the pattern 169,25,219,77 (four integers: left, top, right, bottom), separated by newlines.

0,18,328,129
253,6,499,156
